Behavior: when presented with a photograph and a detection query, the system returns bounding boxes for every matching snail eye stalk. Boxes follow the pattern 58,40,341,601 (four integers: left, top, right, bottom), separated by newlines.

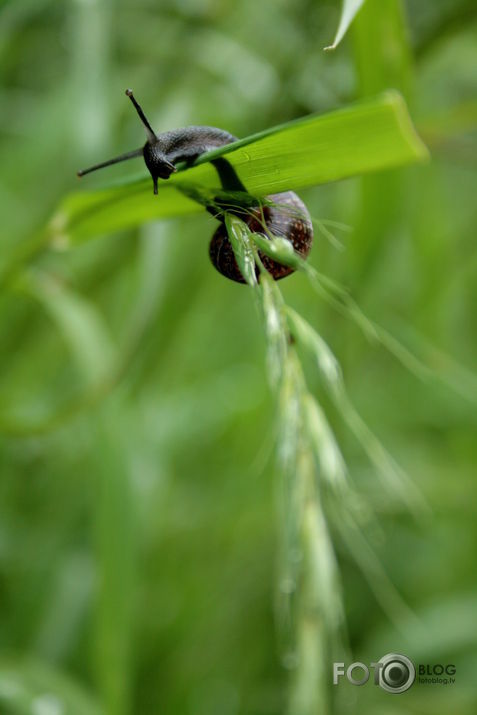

77,147,142,177
125,88,157,143
77,89,160,181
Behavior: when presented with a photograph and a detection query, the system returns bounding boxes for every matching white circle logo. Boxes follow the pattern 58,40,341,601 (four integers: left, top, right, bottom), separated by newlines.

378,653,415,693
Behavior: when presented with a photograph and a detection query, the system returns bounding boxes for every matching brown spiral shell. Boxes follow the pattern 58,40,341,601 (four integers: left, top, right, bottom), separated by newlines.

209,191,313,283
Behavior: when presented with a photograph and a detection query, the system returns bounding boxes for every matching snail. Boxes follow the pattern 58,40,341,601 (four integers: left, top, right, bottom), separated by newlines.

208,189,313,283
78,90,313,282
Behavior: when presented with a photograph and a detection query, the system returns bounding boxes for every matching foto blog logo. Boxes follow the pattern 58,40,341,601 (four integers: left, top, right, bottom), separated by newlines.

333,653,456,694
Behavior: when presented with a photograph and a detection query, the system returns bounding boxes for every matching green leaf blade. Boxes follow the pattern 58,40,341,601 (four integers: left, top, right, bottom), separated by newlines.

50,92,428,246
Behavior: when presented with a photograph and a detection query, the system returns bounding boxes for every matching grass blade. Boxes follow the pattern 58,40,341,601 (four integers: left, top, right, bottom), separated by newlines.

225,214,258,287
324,0,366,51
47,92,428,245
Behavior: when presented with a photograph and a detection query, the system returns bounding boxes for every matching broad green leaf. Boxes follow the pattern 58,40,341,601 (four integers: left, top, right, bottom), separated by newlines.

48,91,428,246
324,0,366,51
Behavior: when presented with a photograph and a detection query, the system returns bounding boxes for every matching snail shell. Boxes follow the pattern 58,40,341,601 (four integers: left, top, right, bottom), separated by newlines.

209,191,313,283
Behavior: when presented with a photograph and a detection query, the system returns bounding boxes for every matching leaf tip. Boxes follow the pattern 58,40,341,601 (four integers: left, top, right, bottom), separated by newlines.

383,90,431,164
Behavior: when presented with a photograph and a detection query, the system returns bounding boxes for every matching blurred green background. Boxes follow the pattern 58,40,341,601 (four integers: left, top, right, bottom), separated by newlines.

1,0,477,713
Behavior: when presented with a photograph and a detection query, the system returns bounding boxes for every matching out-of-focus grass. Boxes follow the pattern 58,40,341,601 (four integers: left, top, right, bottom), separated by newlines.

1,1,477,715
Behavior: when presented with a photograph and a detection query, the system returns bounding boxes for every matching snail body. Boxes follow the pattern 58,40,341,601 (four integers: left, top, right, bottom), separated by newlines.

77,90,313,282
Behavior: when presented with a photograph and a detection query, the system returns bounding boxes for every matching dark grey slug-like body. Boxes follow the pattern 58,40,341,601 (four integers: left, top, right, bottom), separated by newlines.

148,126,237,163
77,90,313,282
142,126,237,188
